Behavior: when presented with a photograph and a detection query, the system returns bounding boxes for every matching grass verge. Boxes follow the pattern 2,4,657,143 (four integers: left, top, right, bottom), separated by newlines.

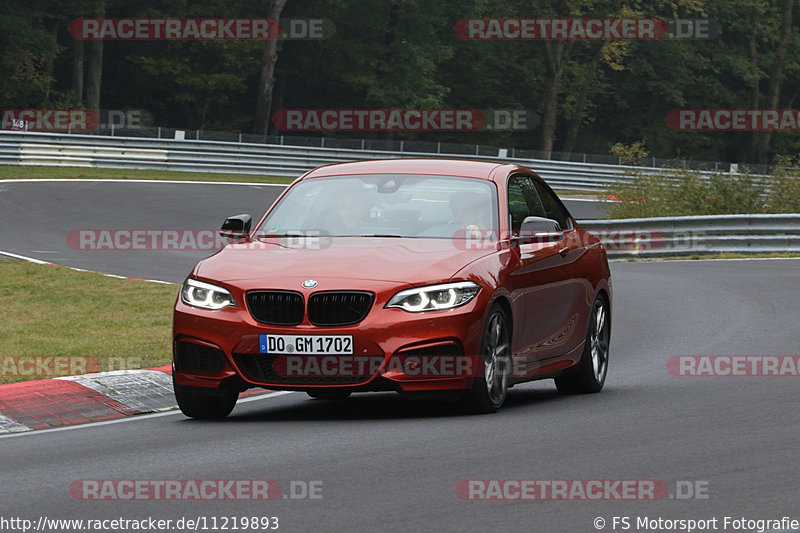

0,259,177,384
0,165,296,184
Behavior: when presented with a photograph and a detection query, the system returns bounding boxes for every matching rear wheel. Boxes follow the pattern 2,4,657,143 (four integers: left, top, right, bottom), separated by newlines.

173,375,239,419
555,295,609,394
462,304,512,413
307,389,352,400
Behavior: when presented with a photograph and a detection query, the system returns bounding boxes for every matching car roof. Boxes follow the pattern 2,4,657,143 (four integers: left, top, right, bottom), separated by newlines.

301,158,522,181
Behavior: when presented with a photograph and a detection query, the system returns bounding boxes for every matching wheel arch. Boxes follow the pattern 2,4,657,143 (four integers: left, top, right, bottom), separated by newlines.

594,287,611,331
489,294,513,342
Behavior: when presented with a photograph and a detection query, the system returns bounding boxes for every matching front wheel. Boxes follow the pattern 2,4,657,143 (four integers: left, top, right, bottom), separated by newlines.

555,294,610,394
462,304,512,413
173,375,239,419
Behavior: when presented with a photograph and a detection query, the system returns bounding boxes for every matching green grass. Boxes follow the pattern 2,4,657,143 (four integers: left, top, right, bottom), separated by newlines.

0,165,296,184
0,259,178,384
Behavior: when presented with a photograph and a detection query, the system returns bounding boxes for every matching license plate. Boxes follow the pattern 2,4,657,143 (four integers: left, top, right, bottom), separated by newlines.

259,334,354,355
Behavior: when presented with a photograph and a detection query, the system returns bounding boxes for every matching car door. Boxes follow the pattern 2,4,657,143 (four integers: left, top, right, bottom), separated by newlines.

505,174,586,376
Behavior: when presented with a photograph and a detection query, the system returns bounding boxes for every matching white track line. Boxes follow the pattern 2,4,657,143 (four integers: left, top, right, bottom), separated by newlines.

0,250,176,284
0,250,51,264
0,391,295,439
562,197,616,203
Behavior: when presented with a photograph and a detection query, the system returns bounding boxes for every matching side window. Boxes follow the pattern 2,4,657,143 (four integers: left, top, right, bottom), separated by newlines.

507,175,547,234
532,180,571,230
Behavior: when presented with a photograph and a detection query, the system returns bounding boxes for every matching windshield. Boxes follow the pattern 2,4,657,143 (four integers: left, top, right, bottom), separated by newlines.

257,174,498,238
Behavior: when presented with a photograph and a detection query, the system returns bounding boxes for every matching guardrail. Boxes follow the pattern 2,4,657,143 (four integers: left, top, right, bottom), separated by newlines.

0,131,740,192
580,214,800,258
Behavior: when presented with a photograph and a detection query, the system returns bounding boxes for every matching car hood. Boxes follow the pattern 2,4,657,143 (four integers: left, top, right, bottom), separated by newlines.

194,236,495,286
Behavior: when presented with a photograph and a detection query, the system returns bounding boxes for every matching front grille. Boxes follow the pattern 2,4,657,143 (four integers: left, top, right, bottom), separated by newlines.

308,291,374,326
176,341,227,373
234,354,373,385
246,290,304,325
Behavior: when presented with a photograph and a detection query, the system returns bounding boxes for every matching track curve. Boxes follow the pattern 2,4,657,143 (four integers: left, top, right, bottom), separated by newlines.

1,181,797,532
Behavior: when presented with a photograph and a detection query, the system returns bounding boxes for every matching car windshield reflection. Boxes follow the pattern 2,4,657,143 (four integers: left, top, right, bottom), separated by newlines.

257,174,498,239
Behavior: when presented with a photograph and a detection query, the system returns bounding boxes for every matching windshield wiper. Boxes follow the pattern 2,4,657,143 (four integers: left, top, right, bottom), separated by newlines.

361,233,404,238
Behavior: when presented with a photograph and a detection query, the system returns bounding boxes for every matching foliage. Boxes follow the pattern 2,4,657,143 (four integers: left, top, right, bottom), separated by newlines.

2,0,800,166
604,167,799,218
610,140,649,165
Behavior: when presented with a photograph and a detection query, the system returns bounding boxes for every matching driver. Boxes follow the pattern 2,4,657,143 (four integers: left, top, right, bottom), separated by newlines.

324,184,373,234
450,191,490,237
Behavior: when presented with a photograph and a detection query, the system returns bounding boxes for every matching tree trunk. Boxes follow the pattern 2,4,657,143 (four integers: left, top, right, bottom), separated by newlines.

540,40,573,153
253,0,289,137
73,39,84,104
756,0,795,164
86,0,106,112
746,2,761,161
42,23,59,105
563,42,606,154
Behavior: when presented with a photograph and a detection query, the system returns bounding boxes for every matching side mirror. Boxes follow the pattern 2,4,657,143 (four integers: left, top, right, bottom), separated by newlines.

518,216,562,244
220,214,252,240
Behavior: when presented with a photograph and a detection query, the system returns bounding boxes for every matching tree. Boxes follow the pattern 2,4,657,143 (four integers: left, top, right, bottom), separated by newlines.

0,2,60,107
86,0,107,111
754,0,796,163
253,0,289,137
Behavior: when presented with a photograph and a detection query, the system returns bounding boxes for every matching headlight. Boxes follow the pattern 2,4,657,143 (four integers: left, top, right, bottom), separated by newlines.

386,281,480,312
181,278,236,310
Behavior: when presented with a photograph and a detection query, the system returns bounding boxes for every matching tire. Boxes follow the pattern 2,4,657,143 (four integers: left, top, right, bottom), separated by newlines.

555,294,610,394
173,375,239,419
307,389,352,400
462,304,512,413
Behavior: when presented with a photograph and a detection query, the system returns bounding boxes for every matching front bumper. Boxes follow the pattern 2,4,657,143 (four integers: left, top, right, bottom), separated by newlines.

173,289,488,393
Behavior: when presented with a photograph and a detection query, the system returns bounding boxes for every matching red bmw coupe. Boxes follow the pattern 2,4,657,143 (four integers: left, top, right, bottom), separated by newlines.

172,159,611,417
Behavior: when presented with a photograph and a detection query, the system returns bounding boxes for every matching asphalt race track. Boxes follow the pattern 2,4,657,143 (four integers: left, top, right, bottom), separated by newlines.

1,180,798,532
0,181,285,282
